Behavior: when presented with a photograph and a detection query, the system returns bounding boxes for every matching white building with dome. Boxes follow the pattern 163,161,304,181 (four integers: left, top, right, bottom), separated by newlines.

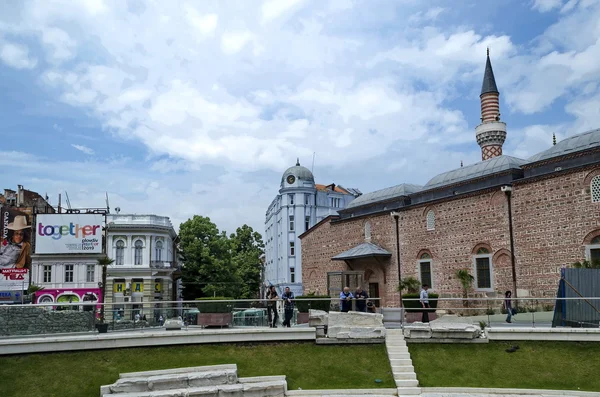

264,159,360,296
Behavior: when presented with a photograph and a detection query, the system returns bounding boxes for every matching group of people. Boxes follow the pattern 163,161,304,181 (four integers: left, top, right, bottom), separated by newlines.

339,286,374,312
265,285,295,328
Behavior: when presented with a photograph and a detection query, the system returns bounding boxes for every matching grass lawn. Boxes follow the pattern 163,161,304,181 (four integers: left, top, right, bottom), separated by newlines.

0,342,394,397
409,341,600,392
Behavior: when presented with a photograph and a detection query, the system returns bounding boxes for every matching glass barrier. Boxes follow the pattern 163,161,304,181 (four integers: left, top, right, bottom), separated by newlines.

0,296,598,338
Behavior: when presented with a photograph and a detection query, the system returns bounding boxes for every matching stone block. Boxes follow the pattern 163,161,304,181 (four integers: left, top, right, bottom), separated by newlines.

187,370,237,387
328,311,384,328
329,326,386,339
430,323,481,339
403,324,432,339
308,309,328,326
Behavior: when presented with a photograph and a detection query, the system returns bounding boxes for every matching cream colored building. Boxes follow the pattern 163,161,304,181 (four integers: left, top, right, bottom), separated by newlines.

105,214,179,320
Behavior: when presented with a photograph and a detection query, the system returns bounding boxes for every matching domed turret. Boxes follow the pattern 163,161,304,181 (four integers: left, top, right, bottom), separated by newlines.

281,158,314,188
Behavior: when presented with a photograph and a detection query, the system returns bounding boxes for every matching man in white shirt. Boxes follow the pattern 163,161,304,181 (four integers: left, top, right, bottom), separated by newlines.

420,284,430,323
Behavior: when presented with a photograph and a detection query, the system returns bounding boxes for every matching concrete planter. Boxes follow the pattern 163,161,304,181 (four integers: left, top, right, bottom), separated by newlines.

198,313,233,328
296,312,310,324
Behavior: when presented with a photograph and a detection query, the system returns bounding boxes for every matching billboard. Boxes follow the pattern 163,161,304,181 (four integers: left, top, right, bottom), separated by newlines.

0,207,32,291
35,214,104,254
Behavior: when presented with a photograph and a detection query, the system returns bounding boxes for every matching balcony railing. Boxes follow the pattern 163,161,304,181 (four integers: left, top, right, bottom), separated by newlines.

150,261,173,269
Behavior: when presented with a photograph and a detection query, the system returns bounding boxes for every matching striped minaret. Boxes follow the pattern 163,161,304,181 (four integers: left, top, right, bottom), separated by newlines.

475,49,506,161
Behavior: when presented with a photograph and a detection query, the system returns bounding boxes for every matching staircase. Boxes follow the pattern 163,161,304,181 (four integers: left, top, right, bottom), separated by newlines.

100,364,287,397
385,329,421,396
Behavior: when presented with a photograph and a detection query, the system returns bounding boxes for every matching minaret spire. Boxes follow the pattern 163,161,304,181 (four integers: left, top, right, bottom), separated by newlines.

475,50,506,161
296,158,300,166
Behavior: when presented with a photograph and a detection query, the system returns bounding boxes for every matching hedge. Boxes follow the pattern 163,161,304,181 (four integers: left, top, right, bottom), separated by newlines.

295,295,331,312
402,293,439,312
195,297,234,313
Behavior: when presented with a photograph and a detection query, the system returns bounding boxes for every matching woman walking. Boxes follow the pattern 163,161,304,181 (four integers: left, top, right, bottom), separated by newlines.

504,291,514,323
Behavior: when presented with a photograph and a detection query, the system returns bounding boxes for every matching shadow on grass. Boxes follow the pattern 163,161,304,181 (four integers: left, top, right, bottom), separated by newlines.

0,342,395,397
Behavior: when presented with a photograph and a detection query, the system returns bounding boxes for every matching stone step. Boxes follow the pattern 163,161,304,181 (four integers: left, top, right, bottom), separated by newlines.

389,358,412,366
386,329,404,335
392,372,417,380
396,386,422,395
387,353,411,360
386,346,409,353
102,380,286,397
286,389,397,397
390,365,414,373
385,342,407,348
394,379,419,388
119,365,237,379
107,370,238,393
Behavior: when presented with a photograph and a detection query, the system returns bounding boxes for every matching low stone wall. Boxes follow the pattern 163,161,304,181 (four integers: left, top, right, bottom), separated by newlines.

0,307,95,336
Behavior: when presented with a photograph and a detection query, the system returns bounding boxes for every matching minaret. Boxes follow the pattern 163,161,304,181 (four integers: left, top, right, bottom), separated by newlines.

475,49,507,161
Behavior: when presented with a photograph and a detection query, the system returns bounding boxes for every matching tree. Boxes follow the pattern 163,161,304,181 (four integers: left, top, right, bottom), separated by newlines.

179,216,236,299
98,256,115,321
573,259,600,269
455,269,474,308
230,225,265,299
398,276,421,294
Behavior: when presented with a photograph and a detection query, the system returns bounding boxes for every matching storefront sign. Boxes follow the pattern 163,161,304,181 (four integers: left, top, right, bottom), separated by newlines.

154,279,161,293
132,282,143,293
113,282,125,293
35,214,103,254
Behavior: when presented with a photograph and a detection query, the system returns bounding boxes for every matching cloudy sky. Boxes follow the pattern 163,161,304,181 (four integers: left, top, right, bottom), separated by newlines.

1,0,599,234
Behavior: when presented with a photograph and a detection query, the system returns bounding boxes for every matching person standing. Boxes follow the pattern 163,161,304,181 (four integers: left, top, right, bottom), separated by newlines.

266,285,279,328
354,286,369,312
281,287,295,328
504,291,513,323
340,287,354,312
420,284,430,323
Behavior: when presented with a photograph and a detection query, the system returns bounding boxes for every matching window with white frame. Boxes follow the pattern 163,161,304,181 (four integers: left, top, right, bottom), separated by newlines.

289,215,295,231
592,176,600,203
418,253,432,287
290,241,295,256
473,247,492,290
155,240,163,261
116,240,125,265
134,240,143,265
86,264,95,282
65,264,74,283
288,194,294,205
43,265,51,283
364,221,372,241
305,216,310,231
290,267,295,283
331,197,341,208
426,210,435,231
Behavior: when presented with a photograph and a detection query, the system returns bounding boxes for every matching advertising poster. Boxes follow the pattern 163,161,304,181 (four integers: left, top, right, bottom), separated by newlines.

0,207,32,291
35,214,104,254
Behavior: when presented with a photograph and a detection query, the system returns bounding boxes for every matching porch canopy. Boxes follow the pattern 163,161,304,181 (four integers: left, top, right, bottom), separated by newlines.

332,242,391,283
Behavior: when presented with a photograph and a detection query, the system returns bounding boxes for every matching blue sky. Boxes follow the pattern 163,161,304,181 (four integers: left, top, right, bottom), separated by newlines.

1,0,599,234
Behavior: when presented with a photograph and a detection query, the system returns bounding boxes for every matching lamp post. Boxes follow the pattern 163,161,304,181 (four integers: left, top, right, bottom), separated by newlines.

391,211,402,308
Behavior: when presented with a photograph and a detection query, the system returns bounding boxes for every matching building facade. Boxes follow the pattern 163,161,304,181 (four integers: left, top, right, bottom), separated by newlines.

300,53,600,307
104,214,179,320
264,159,360,296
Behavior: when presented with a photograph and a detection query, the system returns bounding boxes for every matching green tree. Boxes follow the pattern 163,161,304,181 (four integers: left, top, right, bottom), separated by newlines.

230,225,265,299
179,216,236,299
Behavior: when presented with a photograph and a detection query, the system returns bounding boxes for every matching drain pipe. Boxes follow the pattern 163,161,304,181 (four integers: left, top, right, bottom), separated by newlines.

391,212,402,308
502,185,518,301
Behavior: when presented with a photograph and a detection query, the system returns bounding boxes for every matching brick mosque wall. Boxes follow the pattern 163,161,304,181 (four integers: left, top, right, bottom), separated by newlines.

301,165,600,308
512,166,600,297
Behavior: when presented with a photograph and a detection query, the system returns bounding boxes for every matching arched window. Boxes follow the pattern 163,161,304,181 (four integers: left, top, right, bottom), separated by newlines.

592,176,600,203
364,221,372,241
116,240,125,266
134,240,143,265
155,240,163,262
586,235,600,265
473,247,493,291
418,252,432,287
426,210,435,231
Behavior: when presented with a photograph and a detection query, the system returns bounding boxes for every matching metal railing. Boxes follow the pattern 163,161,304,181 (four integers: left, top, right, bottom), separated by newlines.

0,296,598,338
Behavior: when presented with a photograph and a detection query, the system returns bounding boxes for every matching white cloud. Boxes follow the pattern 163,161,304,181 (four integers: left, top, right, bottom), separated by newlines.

71,144,95,155
0,41,37,69
532,0,564,12
261,0,304,24
221,30,255,54
184,5,218,38
41,27,76,62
